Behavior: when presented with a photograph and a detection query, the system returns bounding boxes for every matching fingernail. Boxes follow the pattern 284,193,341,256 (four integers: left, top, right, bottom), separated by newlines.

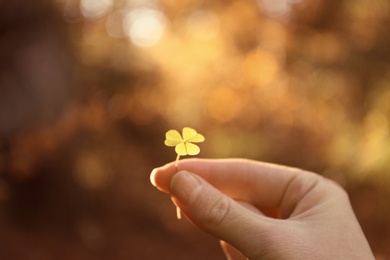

150,168,158,187
170,171,202,205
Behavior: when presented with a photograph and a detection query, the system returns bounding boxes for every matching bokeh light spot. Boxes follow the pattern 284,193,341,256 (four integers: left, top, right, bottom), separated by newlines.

74,153,112,190
243,49,280,87
80,0,113,20
123,8,167,48
207,88,243,123
258,0,301,18
106,11,126,39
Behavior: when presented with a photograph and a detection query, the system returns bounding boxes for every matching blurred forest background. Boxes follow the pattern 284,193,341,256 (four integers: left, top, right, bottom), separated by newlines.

0,0,389,259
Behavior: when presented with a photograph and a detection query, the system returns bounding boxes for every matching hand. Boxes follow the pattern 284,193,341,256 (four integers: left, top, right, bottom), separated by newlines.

150,159,374,259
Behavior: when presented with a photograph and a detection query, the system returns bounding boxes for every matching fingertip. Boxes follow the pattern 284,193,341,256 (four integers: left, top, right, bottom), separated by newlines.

149,167,168,192
150,168,158,187
149,163,176,193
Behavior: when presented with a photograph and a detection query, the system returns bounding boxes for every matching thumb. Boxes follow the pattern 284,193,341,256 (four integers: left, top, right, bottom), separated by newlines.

170,171,270,257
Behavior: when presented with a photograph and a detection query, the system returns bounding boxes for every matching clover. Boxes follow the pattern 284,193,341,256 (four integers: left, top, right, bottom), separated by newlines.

164,127,205,219
165,126,205,155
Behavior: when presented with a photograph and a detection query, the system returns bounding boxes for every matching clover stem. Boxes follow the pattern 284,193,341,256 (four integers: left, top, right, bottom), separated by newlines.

175,154,180,172
174,153,181,219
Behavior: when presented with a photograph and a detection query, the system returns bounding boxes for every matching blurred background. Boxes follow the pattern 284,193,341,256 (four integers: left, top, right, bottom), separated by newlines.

0,0,389,259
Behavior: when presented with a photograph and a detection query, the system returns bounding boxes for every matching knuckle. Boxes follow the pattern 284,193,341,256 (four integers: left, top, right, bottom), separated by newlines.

203,195,232,228
325,178,350,200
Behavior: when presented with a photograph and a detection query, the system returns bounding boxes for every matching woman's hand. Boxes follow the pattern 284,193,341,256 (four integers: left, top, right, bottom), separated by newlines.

150,159,374,259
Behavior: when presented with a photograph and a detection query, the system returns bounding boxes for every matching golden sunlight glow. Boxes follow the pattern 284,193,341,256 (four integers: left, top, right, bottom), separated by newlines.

106,11,126,38
80,0,113,19
123,8,167,48
243,49,281,87
257,0,302,18
206,87,243,123
53,0,390,185
359,110,389,170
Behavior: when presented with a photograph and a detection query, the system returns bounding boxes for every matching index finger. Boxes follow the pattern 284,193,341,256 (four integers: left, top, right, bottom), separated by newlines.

151,158,320,218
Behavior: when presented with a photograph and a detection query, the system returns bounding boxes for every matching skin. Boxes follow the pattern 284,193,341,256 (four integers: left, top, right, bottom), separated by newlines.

150,158,375,260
